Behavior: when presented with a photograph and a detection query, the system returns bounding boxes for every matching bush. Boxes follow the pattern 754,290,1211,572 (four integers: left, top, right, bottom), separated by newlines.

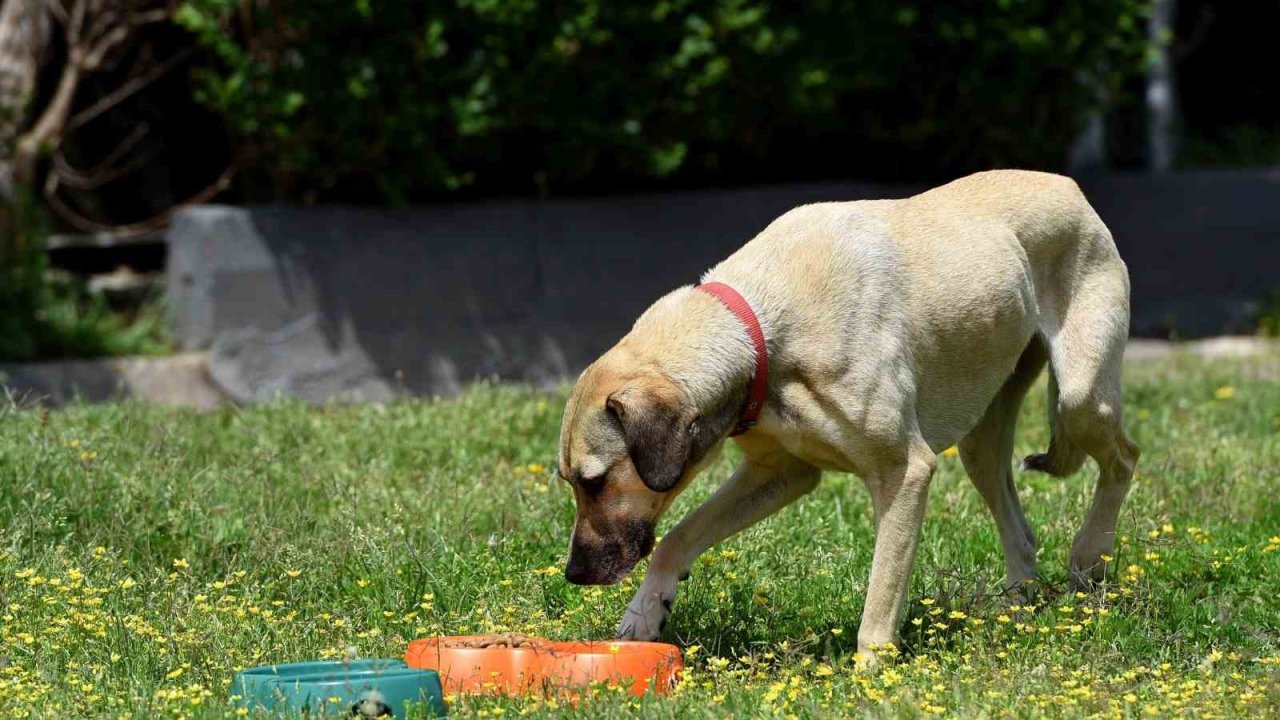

0,249,170,361
0,197,168,362
1258,290,1280,338
177,0,1155,204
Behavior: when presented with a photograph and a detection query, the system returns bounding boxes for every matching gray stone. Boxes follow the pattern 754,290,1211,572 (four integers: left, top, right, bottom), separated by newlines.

0,353,225,409
1124,336,1280,361
209,315,398,404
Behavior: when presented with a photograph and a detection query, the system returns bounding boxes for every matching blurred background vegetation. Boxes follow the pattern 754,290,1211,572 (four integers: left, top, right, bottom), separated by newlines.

2,0,1279,359
176,0,1154,203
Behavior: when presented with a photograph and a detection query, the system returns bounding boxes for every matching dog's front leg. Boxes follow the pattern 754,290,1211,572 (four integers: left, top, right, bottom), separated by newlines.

856,449,936,667
617,455,820,640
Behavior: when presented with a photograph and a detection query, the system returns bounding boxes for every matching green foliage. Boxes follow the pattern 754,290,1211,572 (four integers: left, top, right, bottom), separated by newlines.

0,249,170,361
0,188,168,361
176,0,1156,204
1179,124,1280,169
1257,290,1280,337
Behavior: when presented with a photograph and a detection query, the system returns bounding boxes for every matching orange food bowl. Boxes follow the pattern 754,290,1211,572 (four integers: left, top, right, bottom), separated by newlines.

405,636,683,697
538,641,683,697
403,635,549,694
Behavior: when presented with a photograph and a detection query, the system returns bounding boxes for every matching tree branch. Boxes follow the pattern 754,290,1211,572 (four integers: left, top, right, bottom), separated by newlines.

13,60,80,184
81,22,128,68
41,0,68,26
45,165,234,235
68,46,191,130
66,0,85,45
50,122,151,190
129,8,169,26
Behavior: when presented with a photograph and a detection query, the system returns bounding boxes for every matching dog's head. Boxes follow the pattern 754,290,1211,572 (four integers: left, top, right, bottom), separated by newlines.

557,348,726,585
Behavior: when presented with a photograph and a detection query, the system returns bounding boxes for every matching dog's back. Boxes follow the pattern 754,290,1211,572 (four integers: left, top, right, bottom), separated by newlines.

706,169,1133,474
878,167,1130,343
899,169,1107,256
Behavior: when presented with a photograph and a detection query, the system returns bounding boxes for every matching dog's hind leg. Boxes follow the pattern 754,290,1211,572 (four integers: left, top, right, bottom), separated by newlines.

1028,259,1140,589
959,335,1047,593
616,453,820,641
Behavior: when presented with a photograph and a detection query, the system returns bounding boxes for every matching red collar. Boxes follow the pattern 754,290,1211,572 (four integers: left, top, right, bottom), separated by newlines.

697,282,768,436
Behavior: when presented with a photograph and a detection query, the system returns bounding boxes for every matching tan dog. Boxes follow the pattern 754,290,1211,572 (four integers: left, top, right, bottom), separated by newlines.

556,170,1139,662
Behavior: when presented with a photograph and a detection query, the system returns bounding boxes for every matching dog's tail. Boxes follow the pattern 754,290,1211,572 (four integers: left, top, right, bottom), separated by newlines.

1020,359,1088,477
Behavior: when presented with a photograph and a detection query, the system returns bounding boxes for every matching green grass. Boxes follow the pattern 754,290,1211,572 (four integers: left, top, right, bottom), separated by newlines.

1,354,1279,718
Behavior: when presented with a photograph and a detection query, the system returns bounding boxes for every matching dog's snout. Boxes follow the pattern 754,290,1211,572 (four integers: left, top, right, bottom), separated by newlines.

565,541,617,585
564,519,655,586
564,553,593,585
565,538,624,585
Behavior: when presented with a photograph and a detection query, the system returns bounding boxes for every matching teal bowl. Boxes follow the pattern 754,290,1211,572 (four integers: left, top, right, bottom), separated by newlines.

231,659,446,718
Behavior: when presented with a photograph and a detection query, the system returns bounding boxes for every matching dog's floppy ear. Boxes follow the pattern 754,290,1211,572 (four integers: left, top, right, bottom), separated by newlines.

606,385,696,493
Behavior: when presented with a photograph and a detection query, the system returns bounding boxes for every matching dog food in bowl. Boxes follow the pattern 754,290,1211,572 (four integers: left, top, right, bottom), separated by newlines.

441,632,542,649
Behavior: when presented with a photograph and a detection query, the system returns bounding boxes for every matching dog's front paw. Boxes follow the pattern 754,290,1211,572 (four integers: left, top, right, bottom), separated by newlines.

1070,536,1114,591
1069,558,1108,591
853,642,900,673
1002,577,1041,606
615,588,674,641
853,651,882,673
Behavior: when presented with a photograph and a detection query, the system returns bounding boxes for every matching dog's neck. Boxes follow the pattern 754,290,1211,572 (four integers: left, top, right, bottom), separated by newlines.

626,286,760,426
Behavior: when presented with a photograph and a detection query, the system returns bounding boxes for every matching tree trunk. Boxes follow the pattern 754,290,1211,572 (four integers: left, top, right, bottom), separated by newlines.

0,0,50,265
1147,0,1179,172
